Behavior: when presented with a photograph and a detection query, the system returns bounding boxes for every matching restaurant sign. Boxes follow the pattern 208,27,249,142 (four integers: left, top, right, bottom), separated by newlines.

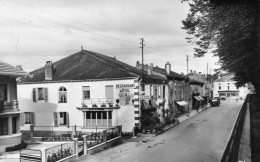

116,84,135,89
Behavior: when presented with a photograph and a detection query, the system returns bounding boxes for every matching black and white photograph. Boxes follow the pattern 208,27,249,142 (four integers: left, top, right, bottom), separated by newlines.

0,0,259,162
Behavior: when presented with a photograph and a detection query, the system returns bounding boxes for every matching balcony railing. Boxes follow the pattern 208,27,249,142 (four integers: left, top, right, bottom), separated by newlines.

81,98,119,108
0,100,19,113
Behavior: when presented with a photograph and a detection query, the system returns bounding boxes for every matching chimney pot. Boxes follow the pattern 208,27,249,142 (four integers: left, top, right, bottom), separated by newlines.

45,61,53,80
190,70,193,73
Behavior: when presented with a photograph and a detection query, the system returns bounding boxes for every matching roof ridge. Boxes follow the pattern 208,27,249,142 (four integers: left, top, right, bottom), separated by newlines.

29,51,82,74
83,50,140,77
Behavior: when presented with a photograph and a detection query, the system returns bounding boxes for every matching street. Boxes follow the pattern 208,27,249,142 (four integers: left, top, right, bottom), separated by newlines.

111,99,244,162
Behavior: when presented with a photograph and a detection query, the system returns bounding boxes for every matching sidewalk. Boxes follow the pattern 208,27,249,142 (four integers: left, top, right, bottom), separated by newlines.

75,106,210,162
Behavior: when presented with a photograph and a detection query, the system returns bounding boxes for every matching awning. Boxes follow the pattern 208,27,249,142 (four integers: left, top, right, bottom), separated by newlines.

194,96,201,101
141,101,151,110
150,99,159,108
198,96,204,100
176,101,188,106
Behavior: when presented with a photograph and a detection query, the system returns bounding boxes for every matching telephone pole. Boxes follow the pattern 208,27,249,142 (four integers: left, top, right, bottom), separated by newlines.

140,38,145,90
186,55,189,75
140,38,145,77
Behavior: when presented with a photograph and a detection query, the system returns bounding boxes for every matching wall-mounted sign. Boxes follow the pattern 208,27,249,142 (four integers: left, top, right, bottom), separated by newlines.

116,84,135,89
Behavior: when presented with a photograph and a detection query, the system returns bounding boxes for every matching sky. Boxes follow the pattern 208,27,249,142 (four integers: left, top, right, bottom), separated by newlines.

0,0,219,75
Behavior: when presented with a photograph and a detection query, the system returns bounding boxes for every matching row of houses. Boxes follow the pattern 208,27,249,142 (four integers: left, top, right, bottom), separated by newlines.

0,49,249,149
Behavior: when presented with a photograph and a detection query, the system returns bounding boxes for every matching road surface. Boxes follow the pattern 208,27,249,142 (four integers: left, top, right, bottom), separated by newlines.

112,99,244,162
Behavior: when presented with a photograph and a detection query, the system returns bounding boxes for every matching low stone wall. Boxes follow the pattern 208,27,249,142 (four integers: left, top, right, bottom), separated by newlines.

87,136,121,155
56,154,77,162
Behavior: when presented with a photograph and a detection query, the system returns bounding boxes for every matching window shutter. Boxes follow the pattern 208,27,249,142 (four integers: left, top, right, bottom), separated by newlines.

20,112,25,126
30,112,35,125
44,88,48,102
54,112,58,127
66,112,69,127
32,88,36,102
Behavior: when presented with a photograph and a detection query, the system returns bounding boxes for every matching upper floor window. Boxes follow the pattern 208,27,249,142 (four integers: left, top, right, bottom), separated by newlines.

219,86,221,90
58,87,67,103
33,88,48,102
228,86,230,90
82,86,90,100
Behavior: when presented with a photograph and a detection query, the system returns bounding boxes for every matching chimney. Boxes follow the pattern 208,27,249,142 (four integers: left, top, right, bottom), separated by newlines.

16,65,23,71
190,70,193,74
147,67,152,75
165,62,171,74
150,63,153,70
45,61,53,80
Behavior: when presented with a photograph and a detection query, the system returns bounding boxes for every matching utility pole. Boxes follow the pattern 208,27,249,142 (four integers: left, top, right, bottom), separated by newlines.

140,38,145,90
186,55,190,114
186,55,189,75
206,63,209,108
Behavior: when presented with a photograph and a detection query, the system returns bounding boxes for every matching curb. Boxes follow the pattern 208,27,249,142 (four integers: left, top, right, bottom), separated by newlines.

155,106,211,137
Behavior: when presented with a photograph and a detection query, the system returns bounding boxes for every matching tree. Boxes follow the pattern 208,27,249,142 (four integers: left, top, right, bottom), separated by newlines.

182,0,260,96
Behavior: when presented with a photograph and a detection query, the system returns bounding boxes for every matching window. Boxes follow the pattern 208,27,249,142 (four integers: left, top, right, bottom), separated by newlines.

54,112,69,127
153,86,158,100
32,88,48,102
21,112,35,125
0,84,7,101
82,86,90,100
58,87,67,103
105,85,114,104
219,86,221,90
0,117,8,135
84,111,112,127
228,86,230,90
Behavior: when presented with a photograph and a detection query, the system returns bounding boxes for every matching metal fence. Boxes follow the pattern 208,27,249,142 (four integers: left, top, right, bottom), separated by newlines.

219,95,249,162
46,141,75,162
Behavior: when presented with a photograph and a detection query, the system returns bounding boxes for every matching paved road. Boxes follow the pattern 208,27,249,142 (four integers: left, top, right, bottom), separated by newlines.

112,99,244,162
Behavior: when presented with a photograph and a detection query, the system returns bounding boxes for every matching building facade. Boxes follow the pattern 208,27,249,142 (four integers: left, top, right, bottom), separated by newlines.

213,75,249,99
18,50,166,134
0,61,26,150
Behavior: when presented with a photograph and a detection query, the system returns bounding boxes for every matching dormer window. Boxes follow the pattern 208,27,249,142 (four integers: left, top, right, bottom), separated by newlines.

59,87,67,103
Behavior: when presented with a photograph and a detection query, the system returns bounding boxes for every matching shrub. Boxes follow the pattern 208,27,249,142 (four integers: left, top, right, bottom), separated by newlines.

5,141,28,152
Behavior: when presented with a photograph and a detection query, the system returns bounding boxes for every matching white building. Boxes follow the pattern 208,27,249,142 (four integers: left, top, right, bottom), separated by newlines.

0,61,26,151
18,50,167,135
213,75,249,99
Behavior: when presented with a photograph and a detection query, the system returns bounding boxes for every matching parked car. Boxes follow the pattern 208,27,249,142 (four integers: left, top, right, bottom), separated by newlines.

220,96,226,100
210,97,220,107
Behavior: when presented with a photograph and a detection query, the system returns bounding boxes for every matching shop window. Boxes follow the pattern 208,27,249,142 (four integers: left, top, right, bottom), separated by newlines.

84,111,112,127
82,86,90,100
32,88,48,102
58,87,67,103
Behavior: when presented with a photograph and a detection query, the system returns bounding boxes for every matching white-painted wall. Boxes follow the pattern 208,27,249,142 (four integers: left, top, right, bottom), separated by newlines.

213,81,249,99
18,79,138,132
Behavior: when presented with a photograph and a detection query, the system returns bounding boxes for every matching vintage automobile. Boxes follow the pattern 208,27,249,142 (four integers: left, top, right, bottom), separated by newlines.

220,95,227,100
210,97,220,106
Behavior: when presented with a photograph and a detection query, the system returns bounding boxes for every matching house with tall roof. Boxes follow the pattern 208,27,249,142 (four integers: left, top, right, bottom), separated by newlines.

18,49,167,135
213,74,249,99
0,60,26,151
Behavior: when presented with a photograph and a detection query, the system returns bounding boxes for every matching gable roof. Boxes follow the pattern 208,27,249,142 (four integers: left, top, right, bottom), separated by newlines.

152,66,184,80
0,60,27,76
214,75,234,82
20,50,164,83
136,64,184,80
